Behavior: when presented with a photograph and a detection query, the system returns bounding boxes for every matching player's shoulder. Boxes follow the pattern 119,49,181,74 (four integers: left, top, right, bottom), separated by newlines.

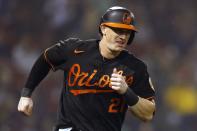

57,37,81,46
60,37,98,44
123,50,147,69
59,37,98,48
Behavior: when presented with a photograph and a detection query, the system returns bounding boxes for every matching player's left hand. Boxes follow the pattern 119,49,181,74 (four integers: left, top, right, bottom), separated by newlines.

110,68,128,94
18,97,33,116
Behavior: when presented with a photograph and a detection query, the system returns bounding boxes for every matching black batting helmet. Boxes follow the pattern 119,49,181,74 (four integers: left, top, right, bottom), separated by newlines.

99,6,137,45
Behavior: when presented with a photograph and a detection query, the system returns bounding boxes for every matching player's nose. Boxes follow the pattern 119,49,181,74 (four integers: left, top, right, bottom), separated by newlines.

119,33,127,40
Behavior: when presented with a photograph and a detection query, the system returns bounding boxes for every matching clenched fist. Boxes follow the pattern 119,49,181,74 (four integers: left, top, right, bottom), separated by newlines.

18,97,33,116
110,68,129,94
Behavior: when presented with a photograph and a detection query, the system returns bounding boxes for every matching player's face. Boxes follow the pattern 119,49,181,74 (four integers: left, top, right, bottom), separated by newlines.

101,26,131,52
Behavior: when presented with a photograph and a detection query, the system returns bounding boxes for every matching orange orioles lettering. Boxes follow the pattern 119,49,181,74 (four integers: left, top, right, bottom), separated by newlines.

67,64,133,95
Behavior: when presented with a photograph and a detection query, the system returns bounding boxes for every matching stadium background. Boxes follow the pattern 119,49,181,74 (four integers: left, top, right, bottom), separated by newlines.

0,0,197,131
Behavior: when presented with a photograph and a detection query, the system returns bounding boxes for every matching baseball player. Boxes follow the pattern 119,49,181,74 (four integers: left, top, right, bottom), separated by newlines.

18,6,156,131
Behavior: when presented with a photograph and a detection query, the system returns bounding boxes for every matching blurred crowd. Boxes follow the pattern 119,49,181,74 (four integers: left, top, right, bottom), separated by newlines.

0,0,197,131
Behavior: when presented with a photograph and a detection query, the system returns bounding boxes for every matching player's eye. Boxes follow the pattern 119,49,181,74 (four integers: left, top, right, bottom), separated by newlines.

110,27,131,34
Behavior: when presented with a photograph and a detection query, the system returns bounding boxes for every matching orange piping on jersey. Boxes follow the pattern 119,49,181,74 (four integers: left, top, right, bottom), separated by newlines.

70,89,115,96
44,49,55,70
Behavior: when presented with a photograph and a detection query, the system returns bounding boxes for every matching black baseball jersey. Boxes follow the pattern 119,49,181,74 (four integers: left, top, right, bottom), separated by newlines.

44,38,155,131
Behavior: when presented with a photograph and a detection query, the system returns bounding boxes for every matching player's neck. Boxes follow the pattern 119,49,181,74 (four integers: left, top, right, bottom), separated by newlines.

99,39,120,59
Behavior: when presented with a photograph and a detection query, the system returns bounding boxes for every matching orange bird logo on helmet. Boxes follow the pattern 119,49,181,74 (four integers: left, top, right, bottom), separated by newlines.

122,13,132,24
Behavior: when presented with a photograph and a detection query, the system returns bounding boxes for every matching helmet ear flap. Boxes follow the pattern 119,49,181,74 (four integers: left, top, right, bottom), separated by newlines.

127,31,135,45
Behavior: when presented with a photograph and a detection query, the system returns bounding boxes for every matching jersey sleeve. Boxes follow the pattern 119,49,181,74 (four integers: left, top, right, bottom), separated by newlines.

44,38,80,71
132,63,155,100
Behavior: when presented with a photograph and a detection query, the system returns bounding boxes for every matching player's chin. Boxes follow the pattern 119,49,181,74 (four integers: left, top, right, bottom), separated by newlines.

115,45,125,51
110,45,125,52
112,47,124,52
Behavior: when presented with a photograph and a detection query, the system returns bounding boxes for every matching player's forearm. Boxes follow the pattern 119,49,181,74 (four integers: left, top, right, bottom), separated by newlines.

21,53,51,97
128,97,155,122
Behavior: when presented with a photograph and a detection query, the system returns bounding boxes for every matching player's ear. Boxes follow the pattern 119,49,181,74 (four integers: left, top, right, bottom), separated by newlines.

100,25,107,35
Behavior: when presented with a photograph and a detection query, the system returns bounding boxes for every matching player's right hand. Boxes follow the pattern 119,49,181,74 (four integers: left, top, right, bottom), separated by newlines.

110,68,128,94
18,97,33,116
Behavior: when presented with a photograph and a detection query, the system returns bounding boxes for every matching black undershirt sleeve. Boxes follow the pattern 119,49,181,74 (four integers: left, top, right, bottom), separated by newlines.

21,53,51,97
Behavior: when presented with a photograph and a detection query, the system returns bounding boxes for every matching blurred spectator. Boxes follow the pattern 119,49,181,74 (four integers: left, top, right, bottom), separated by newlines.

12,34,40,74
